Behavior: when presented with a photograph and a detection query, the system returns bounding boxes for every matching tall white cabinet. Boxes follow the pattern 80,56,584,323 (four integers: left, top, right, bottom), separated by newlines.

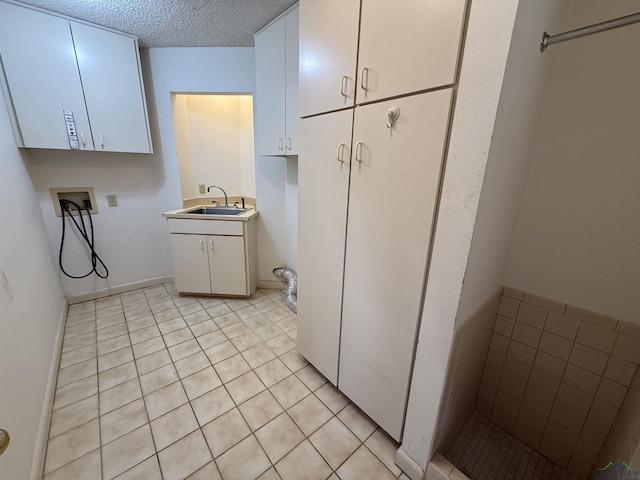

297,0,467,441
298,109,354,381
0,0,152,153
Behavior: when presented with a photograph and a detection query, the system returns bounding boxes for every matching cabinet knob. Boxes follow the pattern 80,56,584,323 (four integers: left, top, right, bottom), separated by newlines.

286,137,292,150
0,429,9,457
277,138,284,150
199,239,204,249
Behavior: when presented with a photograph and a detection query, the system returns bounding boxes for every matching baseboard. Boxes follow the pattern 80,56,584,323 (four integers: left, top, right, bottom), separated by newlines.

30,298,68,480
257,279,287,290
396,447,424,480
67,276,171,304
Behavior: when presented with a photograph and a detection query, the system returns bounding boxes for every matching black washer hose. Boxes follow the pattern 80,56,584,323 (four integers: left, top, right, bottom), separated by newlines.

59,199,109,279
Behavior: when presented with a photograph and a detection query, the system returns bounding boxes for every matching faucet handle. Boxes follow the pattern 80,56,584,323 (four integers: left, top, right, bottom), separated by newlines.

211,200,220,206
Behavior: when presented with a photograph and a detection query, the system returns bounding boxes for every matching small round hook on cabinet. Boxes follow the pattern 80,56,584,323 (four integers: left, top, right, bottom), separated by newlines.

386,106,400,128
0,429,10,457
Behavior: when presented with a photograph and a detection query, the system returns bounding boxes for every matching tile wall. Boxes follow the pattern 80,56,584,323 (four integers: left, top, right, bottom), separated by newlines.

432,290,500,454
595,366,640,472
476,288,640,479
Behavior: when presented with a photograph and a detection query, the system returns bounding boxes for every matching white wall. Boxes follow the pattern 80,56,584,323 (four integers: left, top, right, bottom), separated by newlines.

149,48,292,287
27,146,170,300
173,94,194,201
252,154,298,288
24,48,256,300
284,157,298,270
175,94,256,200
400,1,521,471
255,156,287,286
238,97,258,198
456,0,567,325
0,93,66,480
504,0,640,325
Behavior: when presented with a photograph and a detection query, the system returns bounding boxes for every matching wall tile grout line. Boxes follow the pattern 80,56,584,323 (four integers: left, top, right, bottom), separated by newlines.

475,288,640,478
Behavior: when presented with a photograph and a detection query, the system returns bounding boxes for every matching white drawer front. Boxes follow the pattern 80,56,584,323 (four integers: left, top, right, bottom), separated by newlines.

167,218,243,235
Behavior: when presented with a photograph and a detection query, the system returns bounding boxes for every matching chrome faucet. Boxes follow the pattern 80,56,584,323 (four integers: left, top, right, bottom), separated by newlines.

207,185,228,206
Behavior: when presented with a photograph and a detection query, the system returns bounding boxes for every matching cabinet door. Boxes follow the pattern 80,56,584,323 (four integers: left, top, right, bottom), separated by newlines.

284,7,299,155
208,236,247,296
0,2,93,150
298,0,360,117
71,22,152,154
356,0,466,104
255,16,286,155
170,234,211,294
297,109,354,385
339,90,452,440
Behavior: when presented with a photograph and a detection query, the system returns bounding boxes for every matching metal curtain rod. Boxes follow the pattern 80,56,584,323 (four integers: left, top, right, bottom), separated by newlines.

540,11,640,52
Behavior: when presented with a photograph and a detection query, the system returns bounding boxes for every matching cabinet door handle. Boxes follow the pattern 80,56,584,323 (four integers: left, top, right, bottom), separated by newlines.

286,137,292,150
199,239,204,249
336,143,346,163
209,239,215,251
340,75,349,97
360,67,369,92
80,133,86,147
277,137,284,150
355,141,363,163
99,134,104,149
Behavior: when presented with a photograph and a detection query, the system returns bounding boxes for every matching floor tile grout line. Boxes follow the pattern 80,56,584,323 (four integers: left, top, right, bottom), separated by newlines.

41,309,91,478
117,287,162,480
49,286,404,479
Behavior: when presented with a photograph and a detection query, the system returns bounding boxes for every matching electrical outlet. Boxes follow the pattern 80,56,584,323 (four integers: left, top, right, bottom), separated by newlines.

199,184,206,194
106,194,118,207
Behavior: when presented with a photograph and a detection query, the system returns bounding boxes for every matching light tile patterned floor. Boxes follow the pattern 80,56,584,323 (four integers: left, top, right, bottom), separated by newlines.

445,413,582,480
44,284,409,480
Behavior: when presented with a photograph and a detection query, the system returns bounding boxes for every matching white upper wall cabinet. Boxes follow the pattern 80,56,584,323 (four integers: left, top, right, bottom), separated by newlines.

0,1,152,153
299,0,467,117
356,0,466,104
254,6,299,156
0,2,93,150
298,0,360,118
71,22,152,154
284,8,299,155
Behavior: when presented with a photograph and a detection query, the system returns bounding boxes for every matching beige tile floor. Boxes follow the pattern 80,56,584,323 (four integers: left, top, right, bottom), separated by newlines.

44,284,409,480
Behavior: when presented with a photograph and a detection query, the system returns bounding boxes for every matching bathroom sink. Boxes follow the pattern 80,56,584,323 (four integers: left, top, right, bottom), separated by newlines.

185,206,247,216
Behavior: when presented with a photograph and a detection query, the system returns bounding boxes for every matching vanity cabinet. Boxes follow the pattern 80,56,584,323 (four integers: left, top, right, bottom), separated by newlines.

167,218,257,297
298,0,466,117
0,1,152,153
254,5,299,156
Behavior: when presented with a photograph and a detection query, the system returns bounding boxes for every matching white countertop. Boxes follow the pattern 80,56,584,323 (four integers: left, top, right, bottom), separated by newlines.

162,205,259,222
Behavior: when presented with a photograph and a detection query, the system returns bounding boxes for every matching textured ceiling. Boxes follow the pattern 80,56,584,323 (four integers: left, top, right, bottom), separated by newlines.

14,0,298,47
